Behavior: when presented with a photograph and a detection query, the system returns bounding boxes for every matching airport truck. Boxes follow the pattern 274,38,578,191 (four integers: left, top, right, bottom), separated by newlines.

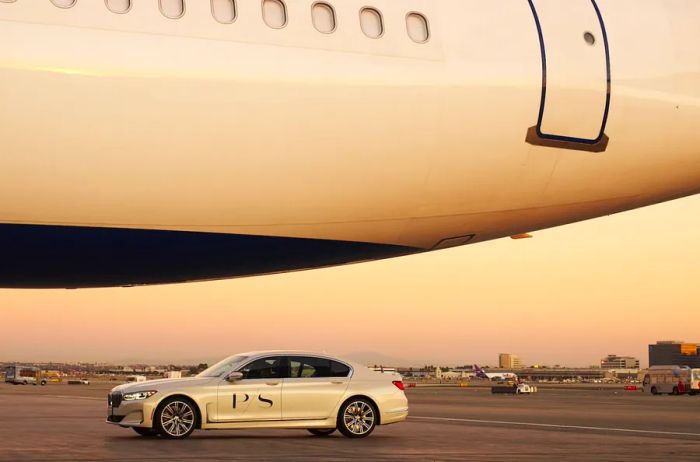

4,366,47,386
642,366,699,395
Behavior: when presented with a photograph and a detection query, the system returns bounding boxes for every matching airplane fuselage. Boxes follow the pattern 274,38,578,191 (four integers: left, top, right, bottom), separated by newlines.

1,0,699,287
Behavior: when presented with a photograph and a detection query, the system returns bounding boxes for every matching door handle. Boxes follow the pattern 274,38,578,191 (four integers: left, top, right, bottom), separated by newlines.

265,382,280,386
331,381,344,385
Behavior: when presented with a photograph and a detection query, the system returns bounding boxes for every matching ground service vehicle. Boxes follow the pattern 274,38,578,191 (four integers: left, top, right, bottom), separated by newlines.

107,351,408,439
642,366,697,395
4,366,46,386
491,382,538,394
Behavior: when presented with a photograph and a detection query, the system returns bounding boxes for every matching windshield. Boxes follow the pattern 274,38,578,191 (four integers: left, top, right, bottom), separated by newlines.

197,355,248,378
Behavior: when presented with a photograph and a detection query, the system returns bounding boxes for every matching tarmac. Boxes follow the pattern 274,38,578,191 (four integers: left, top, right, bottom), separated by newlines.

2,382,700,461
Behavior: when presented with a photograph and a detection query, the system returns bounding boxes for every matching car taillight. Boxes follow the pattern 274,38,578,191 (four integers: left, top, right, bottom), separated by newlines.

392,380,405,391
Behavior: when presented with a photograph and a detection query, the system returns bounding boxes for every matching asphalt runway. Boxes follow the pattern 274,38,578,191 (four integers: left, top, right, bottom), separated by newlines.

2,383,700,461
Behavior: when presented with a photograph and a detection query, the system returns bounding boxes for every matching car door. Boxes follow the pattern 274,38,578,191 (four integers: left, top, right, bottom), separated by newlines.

216,356,283,422
282,356,351,420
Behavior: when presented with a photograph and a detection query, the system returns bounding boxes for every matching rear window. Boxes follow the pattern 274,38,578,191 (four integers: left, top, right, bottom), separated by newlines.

289,356,331,378
331,361,351,377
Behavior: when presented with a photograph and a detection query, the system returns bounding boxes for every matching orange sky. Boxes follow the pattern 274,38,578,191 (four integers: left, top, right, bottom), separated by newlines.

1,195,698,368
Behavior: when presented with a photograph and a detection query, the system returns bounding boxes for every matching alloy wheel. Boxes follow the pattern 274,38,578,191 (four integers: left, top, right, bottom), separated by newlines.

342,401,375,436
160,401,195,438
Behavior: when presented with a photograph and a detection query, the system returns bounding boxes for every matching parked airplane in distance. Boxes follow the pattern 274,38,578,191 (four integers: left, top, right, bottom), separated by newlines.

0,1,699,288
474,365,518,381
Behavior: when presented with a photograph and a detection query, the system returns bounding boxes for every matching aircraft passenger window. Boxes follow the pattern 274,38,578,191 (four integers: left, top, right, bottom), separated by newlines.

331,361,351,377
212,0,236,24
360,8,383,39
106,0,131,14
51,0,76,8
263,0,287,29
239,356,283,379
406,13,429,43
159,0,185,19
312,3,336,34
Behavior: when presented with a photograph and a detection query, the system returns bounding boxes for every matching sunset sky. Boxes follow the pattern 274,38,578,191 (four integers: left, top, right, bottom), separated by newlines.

1,195,698,368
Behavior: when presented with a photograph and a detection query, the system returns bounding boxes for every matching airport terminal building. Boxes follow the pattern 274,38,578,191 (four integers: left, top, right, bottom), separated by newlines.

649,340,700,367
600,355,640,369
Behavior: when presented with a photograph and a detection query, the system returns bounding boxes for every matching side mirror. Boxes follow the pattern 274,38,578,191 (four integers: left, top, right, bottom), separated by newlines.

225,371,243,382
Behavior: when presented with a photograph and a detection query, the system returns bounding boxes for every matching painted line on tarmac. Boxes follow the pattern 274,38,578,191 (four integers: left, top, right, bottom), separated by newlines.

53,395,103,401
409,416,700,437
42,395,103,401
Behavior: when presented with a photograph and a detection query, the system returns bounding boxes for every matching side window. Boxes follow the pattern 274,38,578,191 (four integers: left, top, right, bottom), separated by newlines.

262,0,287,29
406,13,429,43
51,0,76,7
331,361,351,377
211,0,236,23
289,358,302,378
239,356,282,379
289,356,331,378
106,0,131,13
360,7,383,39
160,0,185,19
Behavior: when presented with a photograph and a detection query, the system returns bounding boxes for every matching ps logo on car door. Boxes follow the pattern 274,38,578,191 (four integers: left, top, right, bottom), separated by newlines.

232,393,273,408
257,395,273,408
232,393,249,409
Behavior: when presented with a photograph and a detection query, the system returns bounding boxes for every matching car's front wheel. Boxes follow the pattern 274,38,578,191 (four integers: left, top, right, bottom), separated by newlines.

308,428,336,436
132,427,160,437
337,398,377,438
154,397,197,439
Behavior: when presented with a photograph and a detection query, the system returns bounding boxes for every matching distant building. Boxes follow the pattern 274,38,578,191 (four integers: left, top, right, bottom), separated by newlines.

649,341,700,367
499,353,523,369
600,354,640,369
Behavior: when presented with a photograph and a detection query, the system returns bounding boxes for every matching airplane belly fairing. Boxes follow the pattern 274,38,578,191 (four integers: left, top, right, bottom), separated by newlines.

0,224,416,288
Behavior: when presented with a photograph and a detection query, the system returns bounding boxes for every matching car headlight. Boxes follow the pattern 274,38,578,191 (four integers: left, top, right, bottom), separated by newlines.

122,390,157,401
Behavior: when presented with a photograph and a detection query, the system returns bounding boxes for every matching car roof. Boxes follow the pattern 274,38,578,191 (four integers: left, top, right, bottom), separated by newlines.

235,350,347,360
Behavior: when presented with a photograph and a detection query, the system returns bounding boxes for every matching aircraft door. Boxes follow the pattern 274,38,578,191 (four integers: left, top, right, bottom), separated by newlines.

526,0,610,152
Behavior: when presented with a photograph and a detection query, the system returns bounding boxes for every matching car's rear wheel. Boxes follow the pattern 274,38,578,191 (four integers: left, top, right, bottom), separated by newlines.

132,427,160,437
651,386,658,395
154,398,197,439
337,398,377,438
308,428,336,436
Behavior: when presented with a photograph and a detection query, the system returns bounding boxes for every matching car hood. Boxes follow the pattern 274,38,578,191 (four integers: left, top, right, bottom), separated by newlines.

111,377,213,394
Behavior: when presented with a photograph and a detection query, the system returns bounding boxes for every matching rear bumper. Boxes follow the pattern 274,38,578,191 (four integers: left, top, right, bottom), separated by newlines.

381,407,408,425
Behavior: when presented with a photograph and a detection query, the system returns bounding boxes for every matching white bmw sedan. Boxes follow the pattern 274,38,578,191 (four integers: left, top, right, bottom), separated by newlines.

107,351,408,439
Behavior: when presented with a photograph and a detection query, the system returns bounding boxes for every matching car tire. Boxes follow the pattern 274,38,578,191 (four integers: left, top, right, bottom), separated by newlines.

337,398,377,438
132,427,160,437
308,428,336,437
154,397,198,439
672,386,679,396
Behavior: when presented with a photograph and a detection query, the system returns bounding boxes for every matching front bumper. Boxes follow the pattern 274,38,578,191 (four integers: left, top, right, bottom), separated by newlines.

106,394,157,428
